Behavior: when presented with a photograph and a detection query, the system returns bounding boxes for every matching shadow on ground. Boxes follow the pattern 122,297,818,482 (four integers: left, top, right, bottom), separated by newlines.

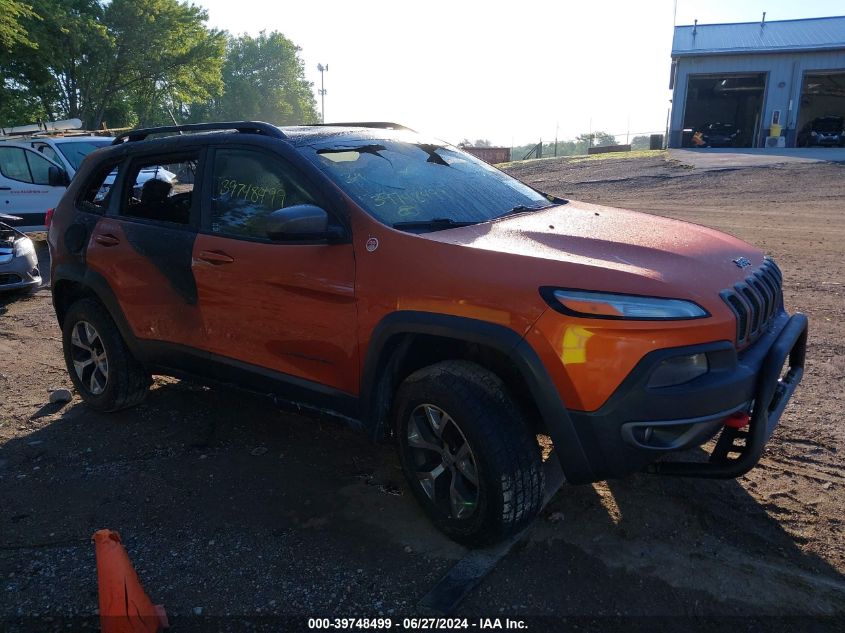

2,376,844,621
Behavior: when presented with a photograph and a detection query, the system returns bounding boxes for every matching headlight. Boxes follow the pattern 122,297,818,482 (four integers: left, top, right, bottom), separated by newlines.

14,237,35,258
647,353,708,388
542,288,708,320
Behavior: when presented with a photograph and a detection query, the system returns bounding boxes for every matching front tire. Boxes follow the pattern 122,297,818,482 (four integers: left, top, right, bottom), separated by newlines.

62,298,150,412
394,361,544,545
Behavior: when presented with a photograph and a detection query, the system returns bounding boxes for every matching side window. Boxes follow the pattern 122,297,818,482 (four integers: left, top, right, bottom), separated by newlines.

0,146,33,183
79,162,121,212
210,148,317,239
37,145,61,163
121,154,198,225
26,150,55,185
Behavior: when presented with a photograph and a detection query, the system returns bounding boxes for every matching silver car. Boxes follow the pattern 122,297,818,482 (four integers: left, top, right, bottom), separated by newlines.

0,214,41,292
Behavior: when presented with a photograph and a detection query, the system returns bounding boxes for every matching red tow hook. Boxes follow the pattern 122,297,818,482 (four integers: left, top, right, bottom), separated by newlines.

725,411,751,429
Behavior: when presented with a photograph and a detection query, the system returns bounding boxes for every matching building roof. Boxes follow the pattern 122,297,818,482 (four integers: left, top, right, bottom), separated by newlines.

672,15,845,57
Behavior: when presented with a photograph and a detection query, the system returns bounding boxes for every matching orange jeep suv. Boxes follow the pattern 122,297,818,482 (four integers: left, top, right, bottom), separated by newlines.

49,122,807,544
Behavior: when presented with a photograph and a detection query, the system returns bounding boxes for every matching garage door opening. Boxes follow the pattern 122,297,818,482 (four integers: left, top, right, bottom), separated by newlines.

682,74,766,148
797,71,845,147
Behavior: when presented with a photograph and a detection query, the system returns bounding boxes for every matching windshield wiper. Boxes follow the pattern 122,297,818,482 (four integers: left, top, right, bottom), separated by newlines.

393,217,479,231
494,203,556,220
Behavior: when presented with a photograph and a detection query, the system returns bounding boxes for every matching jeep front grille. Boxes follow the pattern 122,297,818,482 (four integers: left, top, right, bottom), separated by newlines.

720,257,783,348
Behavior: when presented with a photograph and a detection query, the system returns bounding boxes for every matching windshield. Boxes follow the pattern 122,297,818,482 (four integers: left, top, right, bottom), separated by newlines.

301,139,552,230
55,140,112,171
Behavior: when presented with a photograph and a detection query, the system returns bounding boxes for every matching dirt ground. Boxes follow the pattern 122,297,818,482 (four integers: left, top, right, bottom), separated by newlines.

1,153,844,630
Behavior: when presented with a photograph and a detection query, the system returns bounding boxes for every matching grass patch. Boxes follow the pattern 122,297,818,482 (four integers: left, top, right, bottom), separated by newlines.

496,149,667,169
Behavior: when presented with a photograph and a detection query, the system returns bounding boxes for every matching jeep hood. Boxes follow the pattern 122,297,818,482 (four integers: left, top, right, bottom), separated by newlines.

422,200,763,297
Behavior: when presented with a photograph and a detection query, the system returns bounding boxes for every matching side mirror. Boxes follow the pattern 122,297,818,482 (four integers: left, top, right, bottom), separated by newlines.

48,165,70,187
266,204,341,241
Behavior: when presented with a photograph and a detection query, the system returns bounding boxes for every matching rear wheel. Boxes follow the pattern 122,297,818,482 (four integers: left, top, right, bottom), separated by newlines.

62,298,150,411
394,360,544,545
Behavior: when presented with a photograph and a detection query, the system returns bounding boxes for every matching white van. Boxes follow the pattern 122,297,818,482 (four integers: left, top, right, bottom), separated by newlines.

0,142,70,232
1,133,175,232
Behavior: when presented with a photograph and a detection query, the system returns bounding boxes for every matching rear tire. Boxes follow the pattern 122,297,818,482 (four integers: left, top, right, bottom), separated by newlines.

62,298,150,412
394,360,544,546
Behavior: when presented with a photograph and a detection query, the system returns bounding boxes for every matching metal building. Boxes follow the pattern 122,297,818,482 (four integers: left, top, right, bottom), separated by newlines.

669,15,845,148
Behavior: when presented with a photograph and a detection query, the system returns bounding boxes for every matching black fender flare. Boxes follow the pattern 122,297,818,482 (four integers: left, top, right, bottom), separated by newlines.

359,311,596,484
51,263,141,355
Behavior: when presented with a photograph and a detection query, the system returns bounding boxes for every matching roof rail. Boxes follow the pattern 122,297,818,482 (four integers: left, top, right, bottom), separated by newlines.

111,121,285,145
315,122,416,132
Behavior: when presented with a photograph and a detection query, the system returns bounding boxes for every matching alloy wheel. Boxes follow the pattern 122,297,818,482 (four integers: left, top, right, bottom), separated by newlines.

406,404,479,520
70,320,109,395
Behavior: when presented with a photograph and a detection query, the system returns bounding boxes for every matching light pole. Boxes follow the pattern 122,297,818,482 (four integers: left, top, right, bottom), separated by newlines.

317,63,328,123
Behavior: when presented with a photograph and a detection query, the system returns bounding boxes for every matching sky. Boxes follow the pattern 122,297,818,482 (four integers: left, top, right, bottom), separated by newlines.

195,0,845,147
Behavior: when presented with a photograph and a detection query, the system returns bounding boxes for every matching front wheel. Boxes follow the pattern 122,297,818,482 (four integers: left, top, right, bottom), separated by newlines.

394,361,544,545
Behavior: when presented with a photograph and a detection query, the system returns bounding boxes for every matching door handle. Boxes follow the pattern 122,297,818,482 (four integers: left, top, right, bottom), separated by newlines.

94,233,120,247
196,250,235,265
0,187,11,191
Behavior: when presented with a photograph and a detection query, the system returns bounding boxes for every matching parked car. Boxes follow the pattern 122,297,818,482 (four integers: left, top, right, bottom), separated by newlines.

806,115,845,147
0,142,70,231
0,135,174,231
695,122,741,147
0,213,41,292
48,122,807,545
18,135,114,177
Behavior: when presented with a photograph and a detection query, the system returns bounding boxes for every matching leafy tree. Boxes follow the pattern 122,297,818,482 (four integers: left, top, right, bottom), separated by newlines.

630,135,651,150
1,0,225,128
102,0,225,127
191,31,318,125
458,138,493,147
2,0,110,125
576,131,617,147
0,0,37,50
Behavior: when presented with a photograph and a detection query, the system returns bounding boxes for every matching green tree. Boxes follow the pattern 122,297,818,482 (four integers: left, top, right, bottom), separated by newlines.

0,0,37,50
102,0,225,127
630,135,651,150
1,0,225,128
192,31,318,125
458,138,492,147
576,131,617,148
2,0,110,125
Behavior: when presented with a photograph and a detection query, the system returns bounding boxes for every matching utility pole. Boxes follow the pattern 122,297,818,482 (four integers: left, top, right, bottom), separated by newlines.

317,63,328,123
554,122,559,157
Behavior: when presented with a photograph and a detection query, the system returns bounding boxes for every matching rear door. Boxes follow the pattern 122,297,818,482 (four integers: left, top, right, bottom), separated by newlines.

192,144,358,394
0,145,65,229
85,149,206,349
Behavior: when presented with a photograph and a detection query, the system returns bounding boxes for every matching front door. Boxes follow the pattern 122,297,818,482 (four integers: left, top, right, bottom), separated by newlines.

192,146,358,394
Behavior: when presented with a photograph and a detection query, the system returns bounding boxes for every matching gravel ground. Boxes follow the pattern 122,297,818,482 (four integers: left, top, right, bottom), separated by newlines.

1,153,844,631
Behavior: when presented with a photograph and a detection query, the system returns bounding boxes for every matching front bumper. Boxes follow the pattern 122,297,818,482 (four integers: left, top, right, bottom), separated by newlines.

568,310,807,480
0,250,42,292
811,135,843,147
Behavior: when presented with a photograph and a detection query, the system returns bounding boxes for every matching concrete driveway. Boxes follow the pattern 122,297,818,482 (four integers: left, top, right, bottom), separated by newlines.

669,147,845,169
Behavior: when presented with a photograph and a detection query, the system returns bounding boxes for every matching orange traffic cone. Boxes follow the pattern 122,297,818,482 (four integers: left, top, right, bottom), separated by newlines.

92,529,169,633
